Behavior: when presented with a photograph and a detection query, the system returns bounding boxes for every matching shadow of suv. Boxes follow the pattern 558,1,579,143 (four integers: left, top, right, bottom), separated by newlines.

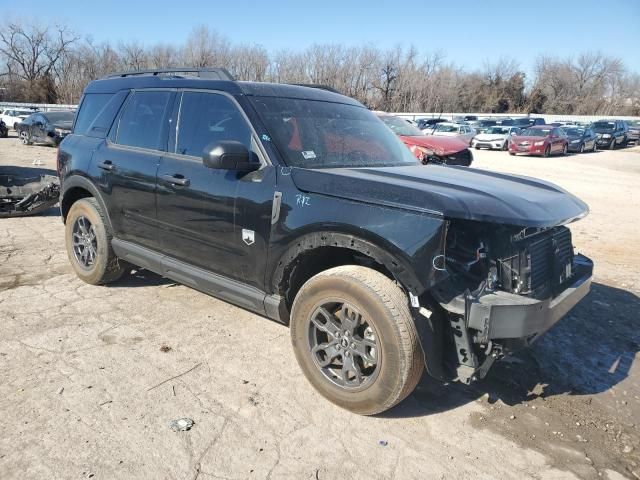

58,67,594,415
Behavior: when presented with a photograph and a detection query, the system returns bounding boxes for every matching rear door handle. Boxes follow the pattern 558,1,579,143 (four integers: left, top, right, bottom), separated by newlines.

161,174,190,187
97,160,115,171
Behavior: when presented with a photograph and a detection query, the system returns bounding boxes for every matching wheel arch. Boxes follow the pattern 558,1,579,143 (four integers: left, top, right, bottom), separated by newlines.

61,175,112,230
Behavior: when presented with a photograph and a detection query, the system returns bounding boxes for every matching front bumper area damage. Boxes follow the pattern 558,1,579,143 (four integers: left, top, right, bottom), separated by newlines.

431,252,593,384
0,167,60,217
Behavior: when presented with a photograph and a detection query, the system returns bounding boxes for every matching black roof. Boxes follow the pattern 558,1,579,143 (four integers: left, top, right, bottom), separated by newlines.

84,72,361,106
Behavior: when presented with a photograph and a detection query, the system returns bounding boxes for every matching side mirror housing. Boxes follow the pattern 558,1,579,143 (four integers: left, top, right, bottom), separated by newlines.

202,141,259,172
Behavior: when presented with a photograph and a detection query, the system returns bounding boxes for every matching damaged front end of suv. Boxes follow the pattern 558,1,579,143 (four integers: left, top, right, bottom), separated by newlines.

428,220,592,383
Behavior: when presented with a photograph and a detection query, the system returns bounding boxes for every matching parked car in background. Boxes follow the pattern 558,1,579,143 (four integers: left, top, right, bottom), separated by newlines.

469,119,498,133
509,126,568,157
592,120,628,149
563,126,598,153
0,108,34,130
509,117,546,129
0,119,8,138
625,120,640,144
377,114,473,166
429,122,476,143
16,111,75,146
471,126,521,150
417,118,447,131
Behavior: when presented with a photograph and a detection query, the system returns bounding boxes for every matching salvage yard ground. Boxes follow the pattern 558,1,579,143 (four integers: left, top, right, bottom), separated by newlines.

0,132,639,480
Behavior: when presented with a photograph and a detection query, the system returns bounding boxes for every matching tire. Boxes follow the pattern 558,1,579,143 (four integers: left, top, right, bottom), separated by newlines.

562,143,568,156
579,143,585,153
609,138,616,150
509,152,515,156
592,142,597,152
65,198,128,285
19,131,32,145
502,141,508,151
474,145,480,150
290,265,424,415
543,145,550,157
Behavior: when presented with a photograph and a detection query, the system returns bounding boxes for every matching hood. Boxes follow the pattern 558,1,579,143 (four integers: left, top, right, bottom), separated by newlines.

52,121,73,130
475,133,507,141
290,165,589,227
399,135,468,155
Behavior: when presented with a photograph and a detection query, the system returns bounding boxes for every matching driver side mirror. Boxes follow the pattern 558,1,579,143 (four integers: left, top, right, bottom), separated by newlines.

202,141,260,172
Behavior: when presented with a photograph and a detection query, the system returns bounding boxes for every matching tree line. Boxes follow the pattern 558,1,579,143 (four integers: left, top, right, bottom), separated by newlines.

1,21,638,116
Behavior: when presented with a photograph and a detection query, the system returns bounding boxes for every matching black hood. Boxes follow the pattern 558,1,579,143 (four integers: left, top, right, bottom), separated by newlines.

290,165,589,227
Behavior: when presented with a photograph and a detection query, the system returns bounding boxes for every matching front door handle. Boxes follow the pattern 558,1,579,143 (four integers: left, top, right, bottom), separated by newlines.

161,174,190,187
98,160,115,171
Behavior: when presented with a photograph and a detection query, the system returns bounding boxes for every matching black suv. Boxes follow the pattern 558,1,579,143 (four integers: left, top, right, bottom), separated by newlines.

58,68,593,415
592,119,629,149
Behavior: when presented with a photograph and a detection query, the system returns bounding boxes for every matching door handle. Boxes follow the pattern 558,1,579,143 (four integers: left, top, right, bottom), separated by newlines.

161,174,190,187
97,160,115,171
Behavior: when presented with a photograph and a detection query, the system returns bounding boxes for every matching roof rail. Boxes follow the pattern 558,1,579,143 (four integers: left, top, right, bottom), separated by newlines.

105,67,235,81
290,83,342,94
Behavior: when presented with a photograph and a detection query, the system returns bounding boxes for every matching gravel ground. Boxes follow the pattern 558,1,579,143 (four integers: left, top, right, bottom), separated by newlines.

0,132,638,480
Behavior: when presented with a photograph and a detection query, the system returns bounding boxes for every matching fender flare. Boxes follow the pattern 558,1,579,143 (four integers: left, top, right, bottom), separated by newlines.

269,230,424,297
60,175,113,230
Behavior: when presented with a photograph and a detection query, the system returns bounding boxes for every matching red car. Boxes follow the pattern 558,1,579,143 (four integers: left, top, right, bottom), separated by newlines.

509,126,568,157
377,114,473,166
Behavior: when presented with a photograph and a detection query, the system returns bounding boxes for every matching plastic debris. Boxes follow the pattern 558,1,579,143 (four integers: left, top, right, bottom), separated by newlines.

169,418,194,432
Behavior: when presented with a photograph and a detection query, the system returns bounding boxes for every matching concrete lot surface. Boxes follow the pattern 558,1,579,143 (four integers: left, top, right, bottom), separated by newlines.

1,133,639,480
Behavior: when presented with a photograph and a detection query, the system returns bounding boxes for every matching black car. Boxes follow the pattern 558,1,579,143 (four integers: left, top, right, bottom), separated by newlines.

563,126,598,153
592,119,628,149
508,117,546,129
0,119,8,138
58,67,593,415
417,117,447,131
16,111,75,146
625,120,640,144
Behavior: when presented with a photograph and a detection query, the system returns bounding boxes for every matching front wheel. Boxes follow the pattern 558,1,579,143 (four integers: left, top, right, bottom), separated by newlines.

65,198,128,285
562,144,568,156
543,145,551,157
290,265,424,415
19,131,32,145
579,143,585,153
610,138,616,150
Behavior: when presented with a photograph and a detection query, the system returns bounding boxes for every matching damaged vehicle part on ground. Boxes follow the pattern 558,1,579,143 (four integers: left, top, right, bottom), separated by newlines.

0,167,60,217
58,68,593,415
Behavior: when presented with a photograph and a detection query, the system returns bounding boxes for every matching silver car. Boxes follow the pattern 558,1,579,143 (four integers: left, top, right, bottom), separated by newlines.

471,126,521,151
429,122,476,143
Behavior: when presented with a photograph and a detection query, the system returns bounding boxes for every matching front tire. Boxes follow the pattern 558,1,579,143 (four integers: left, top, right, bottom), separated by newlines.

65,198,128,285
562,143,568,156
19,131,32,145
543,145,551,157
579,143,585,153
290,265,424,415
610,138,616,150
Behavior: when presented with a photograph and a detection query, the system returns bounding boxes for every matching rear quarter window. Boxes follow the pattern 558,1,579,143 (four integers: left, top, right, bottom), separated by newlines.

74,94,114,135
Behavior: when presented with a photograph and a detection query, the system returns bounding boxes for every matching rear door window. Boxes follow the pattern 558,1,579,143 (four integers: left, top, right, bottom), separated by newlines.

116,91,172,151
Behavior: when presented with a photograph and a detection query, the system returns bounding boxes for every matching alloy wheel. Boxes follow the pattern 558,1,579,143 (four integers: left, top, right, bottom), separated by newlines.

307,301,380,390
71,215,98,269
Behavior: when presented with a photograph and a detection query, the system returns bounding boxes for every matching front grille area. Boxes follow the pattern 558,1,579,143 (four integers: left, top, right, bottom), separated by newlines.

496,226,574,299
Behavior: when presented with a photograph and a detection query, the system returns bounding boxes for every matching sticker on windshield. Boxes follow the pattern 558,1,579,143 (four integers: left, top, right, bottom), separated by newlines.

301,150,316,160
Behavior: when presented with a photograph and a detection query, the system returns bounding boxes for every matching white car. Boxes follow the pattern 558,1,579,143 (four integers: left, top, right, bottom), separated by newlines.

429,122,476,143
0,108,34,130
471,126,521,151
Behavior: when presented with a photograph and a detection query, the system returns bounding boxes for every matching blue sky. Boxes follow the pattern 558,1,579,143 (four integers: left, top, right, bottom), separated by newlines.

2,0,639,75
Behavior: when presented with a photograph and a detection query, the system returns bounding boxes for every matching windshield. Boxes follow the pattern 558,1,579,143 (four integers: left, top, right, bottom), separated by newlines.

45,111,75,123
249,97,419,169
379,115,424,136
565,128,584,136
519,128,551,137
592,121,615,130
434,124,459,133
485,127,510,135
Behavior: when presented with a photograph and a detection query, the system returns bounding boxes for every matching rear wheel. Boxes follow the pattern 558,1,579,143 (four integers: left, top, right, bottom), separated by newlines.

290,265,424,415
65,198,128,285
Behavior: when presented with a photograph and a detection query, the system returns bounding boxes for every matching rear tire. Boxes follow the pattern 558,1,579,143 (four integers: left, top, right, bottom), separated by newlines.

65,198,128,285
290,265,424,415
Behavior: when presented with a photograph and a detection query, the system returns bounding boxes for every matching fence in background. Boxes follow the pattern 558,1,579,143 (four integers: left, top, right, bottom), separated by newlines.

0,101,77,112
